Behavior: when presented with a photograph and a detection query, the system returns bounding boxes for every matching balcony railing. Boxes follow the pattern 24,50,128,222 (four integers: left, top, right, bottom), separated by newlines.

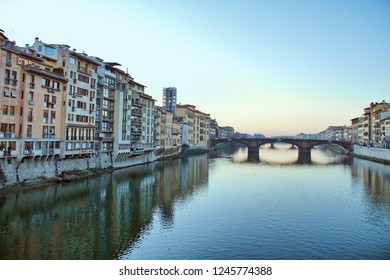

0,132,16,138
78,66,93,76
42,133,56,138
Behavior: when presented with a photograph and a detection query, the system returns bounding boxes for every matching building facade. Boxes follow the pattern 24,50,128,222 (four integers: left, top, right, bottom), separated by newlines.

162,87,177,116
1,33,67,160
31,38,100,158
176,104,210,149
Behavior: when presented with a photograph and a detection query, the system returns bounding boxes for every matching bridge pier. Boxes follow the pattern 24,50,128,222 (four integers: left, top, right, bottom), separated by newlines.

247,146,260,162
270,143,275,149
297,149,312,164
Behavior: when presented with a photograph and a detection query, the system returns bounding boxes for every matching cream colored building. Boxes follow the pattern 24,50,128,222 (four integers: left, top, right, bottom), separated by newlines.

1,31,66,159
131,82,155,151
176,104,210,149
155,106,181,152
31,38,99,158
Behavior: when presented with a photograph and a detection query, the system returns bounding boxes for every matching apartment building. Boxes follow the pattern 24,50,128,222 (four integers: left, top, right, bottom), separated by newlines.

1,32,66,159
31,38,99,158
176,104,210,149
380,111,390,145
162,87,177,116
131,82,155,151
219,126,235,139
155,106,181,151
95,61,118,154
352,101,390,145
112,69,133,163
318,126,348,141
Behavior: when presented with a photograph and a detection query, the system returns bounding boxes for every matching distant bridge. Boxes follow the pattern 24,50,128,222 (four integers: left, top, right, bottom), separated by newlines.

210,138,352,162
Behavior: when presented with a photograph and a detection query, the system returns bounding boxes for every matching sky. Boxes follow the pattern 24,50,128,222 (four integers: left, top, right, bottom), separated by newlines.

1,0,389,136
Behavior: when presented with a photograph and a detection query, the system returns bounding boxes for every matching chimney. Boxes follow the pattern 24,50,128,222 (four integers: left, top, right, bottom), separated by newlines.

35,37,39,42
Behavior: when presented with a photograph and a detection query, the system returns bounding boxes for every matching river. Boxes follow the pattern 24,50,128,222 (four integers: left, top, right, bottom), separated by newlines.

0,144,389,259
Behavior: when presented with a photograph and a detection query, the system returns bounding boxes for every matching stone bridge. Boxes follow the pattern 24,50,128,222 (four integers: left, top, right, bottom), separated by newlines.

210,138,353,162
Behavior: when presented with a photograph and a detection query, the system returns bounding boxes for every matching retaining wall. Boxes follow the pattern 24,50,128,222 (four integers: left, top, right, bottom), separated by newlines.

352,145,390,163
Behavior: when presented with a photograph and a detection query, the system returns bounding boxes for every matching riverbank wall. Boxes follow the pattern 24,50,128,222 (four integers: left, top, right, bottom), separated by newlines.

0,149,169,189
351,145,390,165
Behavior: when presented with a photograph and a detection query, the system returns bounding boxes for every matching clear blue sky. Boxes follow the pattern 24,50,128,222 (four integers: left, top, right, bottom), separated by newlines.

2,0,389,136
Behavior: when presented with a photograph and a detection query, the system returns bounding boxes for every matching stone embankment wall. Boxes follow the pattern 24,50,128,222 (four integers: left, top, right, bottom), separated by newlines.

0,149,180,189
0,154,114,189
352,145,390,164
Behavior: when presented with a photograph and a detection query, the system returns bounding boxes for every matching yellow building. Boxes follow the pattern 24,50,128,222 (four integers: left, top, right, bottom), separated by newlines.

176,104,210,149
31,38,100,157
1,31,66,159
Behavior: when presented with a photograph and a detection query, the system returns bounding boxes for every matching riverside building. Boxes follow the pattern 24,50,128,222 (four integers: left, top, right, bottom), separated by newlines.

1,32,67,160
176,104,210,149
30,37,99,158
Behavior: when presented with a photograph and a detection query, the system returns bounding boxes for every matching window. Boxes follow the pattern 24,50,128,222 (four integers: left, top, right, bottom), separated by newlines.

4,69,10,84
43,110,49,123
78,74,89,84
50,111,56,124
51,96,56,107
11,71,17,85
69,57,76,65
3,105,8,115
44,95,50,107
10,106,15,116
42,77,50,87
45,46,55,56
28,91,34,104
4,88,10,97
53,81,60,90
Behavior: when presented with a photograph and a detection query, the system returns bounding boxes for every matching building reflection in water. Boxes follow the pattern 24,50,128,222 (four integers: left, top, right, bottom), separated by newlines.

351,158,390,201
212,144,350,165
0,155,209,259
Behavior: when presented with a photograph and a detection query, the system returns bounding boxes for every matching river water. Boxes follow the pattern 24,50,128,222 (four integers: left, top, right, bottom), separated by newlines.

0,145,389,259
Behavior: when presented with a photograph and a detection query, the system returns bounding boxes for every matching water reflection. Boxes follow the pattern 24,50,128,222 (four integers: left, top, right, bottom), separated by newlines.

0,155,209,259
211,144,350,165
1,147,389,259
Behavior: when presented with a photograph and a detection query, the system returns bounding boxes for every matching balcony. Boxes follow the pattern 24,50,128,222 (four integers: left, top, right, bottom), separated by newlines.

131,120,142,126
103,117,114,122
132,101,143,107
42,133,56,139
103,93,115,100
78,66,92,76
23,150,34,156
0,132,16,139
132,109,143,116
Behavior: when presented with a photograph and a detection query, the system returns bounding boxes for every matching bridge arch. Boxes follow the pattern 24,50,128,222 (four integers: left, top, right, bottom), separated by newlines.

210,138,352,155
